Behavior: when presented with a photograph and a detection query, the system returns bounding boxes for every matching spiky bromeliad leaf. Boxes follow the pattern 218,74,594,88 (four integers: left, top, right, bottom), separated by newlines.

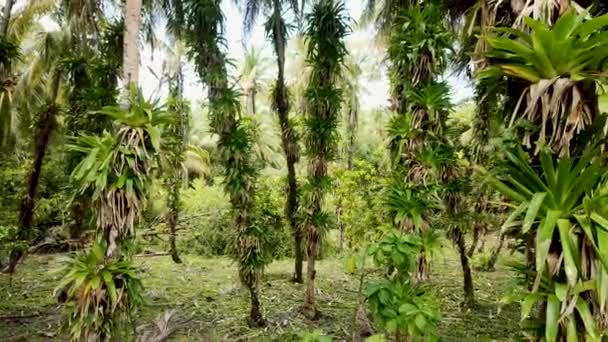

480,10,608,155
69,86,167,257
56,241,143,341
490,146,608,339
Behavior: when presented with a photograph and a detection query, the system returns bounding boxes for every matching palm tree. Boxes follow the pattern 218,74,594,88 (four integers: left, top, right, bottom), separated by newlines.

340,53,365,169
0,0,55,152
301,0,350,319
239,46,270,115
123,0,143,85
163,0,267,326
236,0,305,282
2,27,71,273
70,85,170,257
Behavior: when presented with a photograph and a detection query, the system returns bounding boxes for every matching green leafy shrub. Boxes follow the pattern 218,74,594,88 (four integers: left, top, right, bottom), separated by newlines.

56,241,143,341
364,232,440,340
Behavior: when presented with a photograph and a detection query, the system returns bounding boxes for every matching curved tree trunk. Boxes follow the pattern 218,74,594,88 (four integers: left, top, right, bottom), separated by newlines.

122,0,142,85
484,231,505,271
270,0,302,283
454,227,475,308
4,105,57,273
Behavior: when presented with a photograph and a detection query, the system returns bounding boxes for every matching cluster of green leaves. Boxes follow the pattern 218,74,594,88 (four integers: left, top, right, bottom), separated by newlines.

56,241,143,341
479,10,608,155
332,160,387,247
301,0,350,238
481,11,608,82
364,232,440,340
387,2,451,106
491,147,608,340
0,225,28,264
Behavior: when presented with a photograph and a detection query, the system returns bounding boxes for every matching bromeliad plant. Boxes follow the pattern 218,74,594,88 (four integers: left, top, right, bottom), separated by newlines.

69,84,170,257
301,0,350,320
60,85,167,339
480,10,608,155
56,241,143,341
491,146,608,340
364,232,440,341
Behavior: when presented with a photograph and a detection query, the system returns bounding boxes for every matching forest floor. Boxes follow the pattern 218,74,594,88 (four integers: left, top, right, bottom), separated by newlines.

0,240,522,341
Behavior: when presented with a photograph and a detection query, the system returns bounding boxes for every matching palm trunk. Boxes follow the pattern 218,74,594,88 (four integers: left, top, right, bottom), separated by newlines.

0,0,15,36
303,233,319,320
248,283,264,326
347,124,355,170
271,0,302,283
4,105,57,273
167,177,182,264
454,228,475,307
293,231,304,282
467,223,482,258
68,197,87,238
484,231,505,271
416,253,429,282
122,0,142,85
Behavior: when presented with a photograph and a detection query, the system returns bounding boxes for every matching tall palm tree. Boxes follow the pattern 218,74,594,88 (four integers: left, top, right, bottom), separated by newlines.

3,27,71,273
239,46,270,115
163,0,267,326
301,0,350,319
0,0,55,152
385,2,453,284
340,53,365,169
236,0,306,282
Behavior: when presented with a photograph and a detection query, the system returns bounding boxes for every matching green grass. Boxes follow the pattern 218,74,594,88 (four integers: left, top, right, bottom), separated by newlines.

0,242,521,341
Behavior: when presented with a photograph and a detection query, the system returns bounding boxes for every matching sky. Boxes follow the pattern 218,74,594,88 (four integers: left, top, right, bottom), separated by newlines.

34,0,473,112
138,0,474,112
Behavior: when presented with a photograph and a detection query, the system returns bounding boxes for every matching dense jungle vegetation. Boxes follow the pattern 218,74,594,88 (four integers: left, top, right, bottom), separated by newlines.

2,0,608,341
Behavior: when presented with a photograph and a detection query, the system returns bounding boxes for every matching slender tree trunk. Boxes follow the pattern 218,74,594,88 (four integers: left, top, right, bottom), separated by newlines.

0,0,15,36
294,232,304,282
68,198,87,238
485,231,505,271
337,207,344,254
4,105,57,273
303,233,319,320
122,0,142,85
347,127,354,170
271,0,302,283
248,284,264,326
167,178,182,264
454,228,475,308
416,253,429,282
468,223,483,258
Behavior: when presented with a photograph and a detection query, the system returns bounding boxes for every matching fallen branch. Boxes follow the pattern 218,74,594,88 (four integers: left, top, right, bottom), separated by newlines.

135,252,170,257
0,312,41,320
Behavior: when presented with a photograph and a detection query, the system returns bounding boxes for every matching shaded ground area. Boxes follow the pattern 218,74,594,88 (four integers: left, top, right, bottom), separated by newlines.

0,243,521,341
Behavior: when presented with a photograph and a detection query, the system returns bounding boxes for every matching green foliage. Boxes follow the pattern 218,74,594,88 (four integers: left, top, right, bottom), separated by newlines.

364,232,440,340
387,3,451,98
491,147,608,340
301,0,350,236
332,160,387,247
480,10,608,154
481,11,608,82
0,225,28,263
300,330,333,342
56,241,143,341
